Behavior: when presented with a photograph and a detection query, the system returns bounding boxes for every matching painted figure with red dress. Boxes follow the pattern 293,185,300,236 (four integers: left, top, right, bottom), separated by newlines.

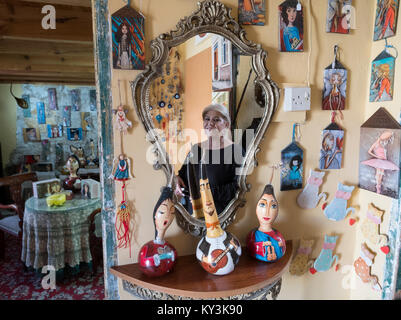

247,184,286,262
138,186,177,277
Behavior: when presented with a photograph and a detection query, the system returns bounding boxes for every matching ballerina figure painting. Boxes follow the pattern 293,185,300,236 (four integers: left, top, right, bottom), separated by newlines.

359,108,401,199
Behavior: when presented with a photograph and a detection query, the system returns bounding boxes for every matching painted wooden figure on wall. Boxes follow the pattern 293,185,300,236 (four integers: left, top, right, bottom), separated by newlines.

373,0,399,41
247,184,286,262
110,154,134,181
138,186,177,277
359,107,401,199
370,47,396,102
319,122,344,170
326,0,352,34
322,46,347,111
279,0,304,52
111,4,145,70
280,124,303,191
238,0,266,26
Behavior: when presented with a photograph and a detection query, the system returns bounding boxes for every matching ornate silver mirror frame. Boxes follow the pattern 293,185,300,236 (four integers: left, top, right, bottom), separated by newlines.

131,0,279,237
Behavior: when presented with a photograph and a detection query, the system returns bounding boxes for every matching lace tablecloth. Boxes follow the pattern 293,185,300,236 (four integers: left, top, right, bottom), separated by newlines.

21,196,101,271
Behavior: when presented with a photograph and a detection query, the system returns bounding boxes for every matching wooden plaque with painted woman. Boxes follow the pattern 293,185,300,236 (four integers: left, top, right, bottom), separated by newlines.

279,0,304,52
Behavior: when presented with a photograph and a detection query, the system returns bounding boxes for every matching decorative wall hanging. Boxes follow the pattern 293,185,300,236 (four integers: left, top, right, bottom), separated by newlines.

110,153,134,256
326,0,352,34
247,167,286,263
370,43,397,102
36,102,46,124
148,47,184,142
289,238,314,275
89,89,97,111
323,182,356,222
359,107,401,199
47,124,63,138
113,80,132,134
23,128,41,142
62,106,71,127
373,0,399,41
195,159,241,275
280,123,303,191
10,83,28,109
297,169,327,209
361,203,390,254
310,235,339,274
138,185,177,277
70,89,81,111
48,88,58,111
354,243,382,291
238,0,266,26
111,1,145,70
22,94,31,118
279,0,304,52
322,45,347,111
67,128,83,141
319,122,344,170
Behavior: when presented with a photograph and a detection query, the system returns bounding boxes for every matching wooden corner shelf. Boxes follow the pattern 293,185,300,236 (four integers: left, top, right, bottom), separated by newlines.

110,240,293,299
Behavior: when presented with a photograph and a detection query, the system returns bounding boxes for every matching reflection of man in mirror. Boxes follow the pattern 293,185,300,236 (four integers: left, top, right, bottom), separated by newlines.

175,104,244,217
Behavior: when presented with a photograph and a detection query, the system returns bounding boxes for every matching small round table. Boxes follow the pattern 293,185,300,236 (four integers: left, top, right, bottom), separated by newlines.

21,195,101,272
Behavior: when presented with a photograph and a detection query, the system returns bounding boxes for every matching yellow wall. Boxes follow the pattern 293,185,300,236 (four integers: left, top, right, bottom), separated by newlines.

105,0,398,300
0,84,18,171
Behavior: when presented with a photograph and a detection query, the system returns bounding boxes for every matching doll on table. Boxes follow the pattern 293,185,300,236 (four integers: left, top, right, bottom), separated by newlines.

247,184,286,262
138,186,177,277
63,154,81,191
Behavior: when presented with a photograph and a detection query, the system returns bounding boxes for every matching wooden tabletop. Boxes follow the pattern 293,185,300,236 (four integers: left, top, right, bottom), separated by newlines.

110,240,292,299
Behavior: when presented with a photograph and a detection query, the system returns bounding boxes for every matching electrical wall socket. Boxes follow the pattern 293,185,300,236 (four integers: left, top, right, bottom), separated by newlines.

283,87,311,111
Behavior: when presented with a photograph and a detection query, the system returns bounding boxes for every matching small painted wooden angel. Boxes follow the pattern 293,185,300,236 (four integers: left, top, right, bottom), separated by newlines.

113,105,132,134
109,154,134,181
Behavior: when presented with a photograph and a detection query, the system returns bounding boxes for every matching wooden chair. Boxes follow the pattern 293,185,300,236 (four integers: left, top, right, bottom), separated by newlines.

88,208,103,274
0,172,38,260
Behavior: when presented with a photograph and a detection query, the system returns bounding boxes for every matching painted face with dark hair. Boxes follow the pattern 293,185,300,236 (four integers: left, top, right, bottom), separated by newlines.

154,199,175,237
256,193,278,231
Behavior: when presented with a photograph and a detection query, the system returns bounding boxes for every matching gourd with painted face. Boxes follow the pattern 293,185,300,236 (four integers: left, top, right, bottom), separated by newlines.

138,187,178,277
246,184,286,262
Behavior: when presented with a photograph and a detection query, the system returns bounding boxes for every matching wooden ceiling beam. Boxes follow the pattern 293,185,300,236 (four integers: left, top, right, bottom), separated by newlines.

0,1,93,42
20,0,92,7
0,38,94,57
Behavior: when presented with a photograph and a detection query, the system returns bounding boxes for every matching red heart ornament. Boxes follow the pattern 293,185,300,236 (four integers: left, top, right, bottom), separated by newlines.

381,246,390,255
309,267,317,275
349,218,356,226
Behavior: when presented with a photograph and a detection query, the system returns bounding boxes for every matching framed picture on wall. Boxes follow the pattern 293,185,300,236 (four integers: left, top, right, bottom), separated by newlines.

326,0,352,34
23,128,41,142
47,124,63,138
67,128,83,141
48,88,58,110
238,0,266,26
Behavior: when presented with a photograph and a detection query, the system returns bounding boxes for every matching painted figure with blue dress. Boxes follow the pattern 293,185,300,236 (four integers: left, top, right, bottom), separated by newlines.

247,184,286,262
110,154,134,181
279,0,304,52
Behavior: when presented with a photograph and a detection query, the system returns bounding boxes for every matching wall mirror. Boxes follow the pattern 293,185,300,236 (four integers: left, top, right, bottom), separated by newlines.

131,0,279,237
